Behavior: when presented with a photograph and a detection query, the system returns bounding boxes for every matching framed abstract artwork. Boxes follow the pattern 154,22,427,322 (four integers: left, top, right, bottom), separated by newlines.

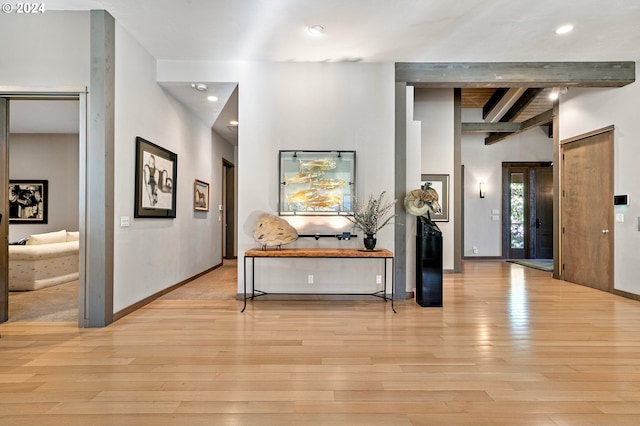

134,136,178,218
8,180,48,224
278,150,356,216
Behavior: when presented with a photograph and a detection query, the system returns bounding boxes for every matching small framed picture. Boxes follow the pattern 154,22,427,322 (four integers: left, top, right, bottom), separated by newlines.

420,174,449,222
134,137,178,218
9,180,48,224
194,179,210,211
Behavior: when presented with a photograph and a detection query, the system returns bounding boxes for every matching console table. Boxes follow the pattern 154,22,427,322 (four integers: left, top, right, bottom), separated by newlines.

242,247,395,313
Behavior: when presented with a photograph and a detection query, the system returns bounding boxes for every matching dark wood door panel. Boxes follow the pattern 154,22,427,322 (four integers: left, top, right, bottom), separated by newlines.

534,167,554,259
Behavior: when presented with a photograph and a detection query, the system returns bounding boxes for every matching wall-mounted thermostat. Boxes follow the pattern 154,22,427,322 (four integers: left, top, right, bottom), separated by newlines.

614,195,629,206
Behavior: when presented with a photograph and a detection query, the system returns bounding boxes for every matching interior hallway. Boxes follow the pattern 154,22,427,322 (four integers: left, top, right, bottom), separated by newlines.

1,260,640,425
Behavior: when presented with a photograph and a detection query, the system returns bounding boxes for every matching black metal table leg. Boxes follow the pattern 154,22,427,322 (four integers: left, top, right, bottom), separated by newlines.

390,257,396,313
241,256,249,312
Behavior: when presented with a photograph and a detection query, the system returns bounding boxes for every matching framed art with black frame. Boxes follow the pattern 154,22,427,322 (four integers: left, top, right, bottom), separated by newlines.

9,180,48,224
134,136,178,218
420,174,449,222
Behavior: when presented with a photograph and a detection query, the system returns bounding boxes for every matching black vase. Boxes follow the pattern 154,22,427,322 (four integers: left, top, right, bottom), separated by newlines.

363,233,377,250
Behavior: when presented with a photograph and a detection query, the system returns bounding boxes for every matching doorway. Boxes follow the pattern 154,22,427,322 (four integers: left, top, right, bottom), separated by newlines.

502,162,554,259
561,127,613,292
0,95,85,324
222,159,236,259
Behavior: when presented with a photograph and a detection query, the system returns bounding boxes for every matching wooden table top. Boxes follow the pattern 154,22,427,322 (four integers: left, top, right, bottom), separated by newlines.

245,247,393,258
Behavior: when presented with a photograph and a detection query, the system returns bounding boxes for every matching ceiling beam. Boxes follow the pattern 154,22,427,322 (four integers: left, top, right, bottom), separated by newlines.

462,122,521,133
499,88,543,122
483,87,527,122
482,88,507,116
396,62,635,88
484,109,554,145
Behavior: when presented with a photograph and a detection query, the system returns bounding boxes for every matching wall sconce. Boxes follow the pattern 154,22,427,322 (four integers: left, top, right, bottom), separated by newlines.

479,182,486,198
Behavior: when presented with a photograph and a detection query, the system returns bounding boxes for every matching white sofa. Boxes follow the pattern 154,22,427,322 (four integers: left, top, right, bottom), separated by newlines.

8,230,79,291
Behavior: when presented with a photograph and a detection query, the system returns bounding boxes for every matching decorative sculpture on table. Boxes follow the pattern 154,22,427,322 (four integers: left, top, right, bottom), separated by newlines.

252,213,298,250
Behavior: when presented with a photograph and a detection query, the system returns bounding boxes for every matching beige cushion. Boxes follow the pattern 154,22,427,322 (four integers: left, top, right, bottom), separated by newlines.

66,231,80,242
26,229,67,245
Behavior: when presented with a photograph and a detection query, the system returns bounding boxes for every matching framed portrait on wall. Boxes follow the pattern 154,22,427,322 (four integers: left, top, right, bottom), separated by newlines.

420,174,449,222
8,180,48,224
134,137,178,218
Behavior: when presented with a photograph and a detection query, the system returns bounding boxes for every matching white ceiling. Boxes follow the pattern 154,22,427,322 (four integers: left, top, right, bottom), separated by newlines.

159,82,238,143
45,0,640,62
13,1,640,140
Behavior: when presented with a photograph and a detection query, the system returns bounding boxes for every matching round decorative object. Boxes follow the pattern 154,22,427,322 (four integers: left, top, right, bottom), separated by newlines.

252,213,298,249
363,233,377,250
403,188,441,217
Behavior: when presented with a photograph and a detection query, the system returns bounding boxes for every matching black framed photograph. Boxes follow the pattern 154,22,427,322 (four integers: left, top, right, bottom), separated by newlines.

194,179,210,211
420,174,449,221
134,137,177,218
9,180,48,224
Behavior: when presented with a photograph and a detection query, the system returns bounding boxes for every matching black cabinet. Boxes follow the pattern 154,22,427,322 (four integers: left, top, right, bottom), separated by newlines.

416,217,443,307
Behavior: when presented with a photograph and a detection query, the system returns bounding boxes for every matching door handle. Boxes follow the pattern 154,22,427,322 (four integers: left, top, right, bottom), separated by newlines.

602,229,609,234
535,218,541,229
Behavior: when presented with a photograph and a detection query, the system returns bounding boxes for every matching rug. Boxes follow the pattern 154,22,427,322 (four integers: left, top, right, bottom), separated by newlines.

507,259,553,272
8,281,78,322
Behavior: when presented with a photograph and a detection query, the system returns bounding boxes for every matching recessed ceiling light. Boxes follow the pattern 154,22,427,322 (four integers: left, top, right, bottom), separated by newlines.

307,25,324,36
207,96,218,102
191,83,208,91
555,24,574,35
230,120,239,126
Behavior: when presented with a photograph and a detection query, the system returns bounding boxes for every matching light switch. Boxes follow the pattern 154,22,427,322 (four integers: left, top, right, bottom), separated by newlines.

491,215,499,221
492,209,499,215
616,213,624,223
120,216,130,227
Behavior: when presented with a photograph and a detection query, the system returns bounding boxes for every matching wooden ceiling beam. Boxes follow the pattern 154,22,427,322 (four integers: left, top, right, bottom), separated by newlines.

482,88,507,118
462,122,521,133
396,62,635,88
500,88,544,122
483,87,527,122
484,109,554,145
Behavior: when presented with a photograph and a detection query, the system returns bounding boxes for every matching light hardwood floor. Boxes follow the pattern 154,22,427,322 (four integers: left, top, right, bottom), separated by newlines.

2,260,640,425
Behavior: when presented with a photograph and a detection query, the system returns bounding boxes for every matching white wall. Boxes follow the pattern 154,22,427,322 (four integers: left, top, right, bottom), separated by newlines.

159,61,396,294
413,89,455,270
0,11,89,86
461,108,553,257
405,87,421,292
559,65,640,296
8,133,79,241
113,24,222,311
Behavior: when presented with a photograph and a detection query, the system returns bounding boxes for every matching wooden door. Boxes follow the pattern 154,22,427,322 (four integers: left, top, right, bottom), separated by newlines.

506,168,529,259
562,129,613,292
533,167,553,259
